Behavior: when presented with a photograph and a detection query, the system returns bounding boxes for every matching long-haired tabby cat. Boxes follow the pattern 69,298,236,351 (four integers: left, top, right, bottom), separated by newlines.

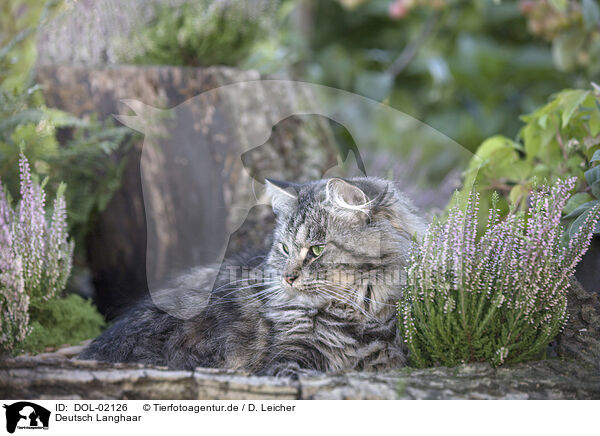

79,177,426,376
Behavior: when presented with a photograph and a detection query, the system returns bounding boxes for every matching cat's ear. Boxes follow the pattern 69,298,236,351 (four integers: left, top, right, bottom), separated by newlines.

265,179,298,215
325,178,372,223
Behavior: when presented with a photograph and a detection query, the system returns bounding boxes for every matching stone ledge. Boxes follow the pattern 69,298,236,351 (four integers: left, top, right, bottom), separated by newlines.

1,356,598,400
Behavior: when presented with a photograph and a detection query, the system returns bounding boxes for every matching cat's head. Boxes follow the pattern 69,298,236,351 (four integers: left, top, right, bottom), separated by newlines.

264,177,426,316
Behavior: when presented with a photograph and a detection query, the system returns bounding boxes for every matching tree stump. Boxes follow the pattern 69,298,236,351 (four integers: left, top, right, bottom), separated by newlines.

36,65,339,318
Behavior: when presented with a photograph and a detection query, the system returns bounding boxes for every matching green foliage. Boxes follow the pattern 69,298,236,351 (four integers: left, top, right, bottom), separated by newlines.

120,0,275,67
562,148,600,236
459,84,600,232
241,0,600,186
519,0,600,76
0,88,131,258
0,0,63,91
0,2,132,258
399,179,600,368
256,0,580,154
21,294,105,353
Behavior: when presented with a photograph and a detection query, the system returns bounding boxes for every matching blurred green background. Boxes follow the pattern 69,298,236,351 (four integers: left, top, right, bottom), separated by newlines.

1,0,600,352
3,0,599,201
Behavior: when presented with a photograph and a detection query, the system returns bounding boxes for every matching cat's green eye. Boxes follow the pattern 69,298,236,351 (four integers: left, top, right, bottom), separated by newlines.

311,245,325,257
282,243,289,255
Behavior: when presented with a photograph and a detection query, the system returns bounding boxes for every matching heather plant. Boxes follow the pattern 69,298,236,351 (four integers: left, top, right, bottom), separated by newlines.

399,178,600,368
0,153,73,353
0,185,28,352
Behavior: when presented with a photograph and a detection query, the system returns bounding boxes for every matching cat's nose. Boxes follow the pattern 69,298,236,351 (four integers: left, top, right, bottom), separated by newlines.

284,273,299,285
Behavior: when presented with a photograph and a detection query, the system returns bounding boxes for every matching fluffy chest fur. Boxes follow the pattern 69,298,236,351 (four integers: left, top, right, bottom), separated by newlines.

260,302,406,376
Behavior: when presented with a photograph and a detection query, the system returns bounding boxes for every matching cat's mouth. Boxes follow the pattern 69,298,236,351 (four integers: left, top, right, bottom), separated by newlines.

281,277,319,297
280,281,332,306
281,278,303,292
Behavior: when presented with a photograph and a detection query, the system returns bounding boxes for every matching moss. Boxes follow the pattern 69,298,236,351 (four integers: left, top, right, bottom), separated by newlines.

20,294,105,354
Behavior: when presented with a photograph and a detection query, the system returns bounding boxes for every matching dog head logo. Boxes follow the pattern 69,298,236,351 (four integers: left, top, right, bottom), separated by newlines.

3,402,50,433
114,80,478,319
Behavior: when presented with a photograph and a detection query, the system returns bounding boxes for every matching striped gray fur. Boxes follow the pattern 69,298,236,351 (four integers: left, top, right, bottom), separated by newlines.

79,177,426,376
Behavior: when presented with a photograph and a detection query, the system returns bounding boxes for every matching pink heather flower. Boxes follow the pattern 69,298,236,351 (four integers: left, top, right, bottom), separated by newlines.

400,178,600,366
0,154,73,353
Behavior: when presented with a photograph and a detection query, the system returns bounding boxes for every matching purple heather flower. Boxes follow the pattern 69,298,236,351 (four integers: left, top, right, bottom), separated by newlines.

0,154,73,353
400,178,600,366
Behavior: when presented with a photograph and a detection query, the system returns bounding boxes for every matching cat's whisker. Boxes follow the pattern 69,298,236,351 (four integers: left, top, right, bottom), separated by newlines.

256,288,285,305
249,286,282,302
321,285,383,319
318,279,397,305
213,277,274,292
218,280,280,293
306,280,397,307
211,285,281,305
211,278,256,292
311,285,378,322
204,284,280,307
158,279,279,307
324,285,397,308
214,280,280,300
212,277,277,293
